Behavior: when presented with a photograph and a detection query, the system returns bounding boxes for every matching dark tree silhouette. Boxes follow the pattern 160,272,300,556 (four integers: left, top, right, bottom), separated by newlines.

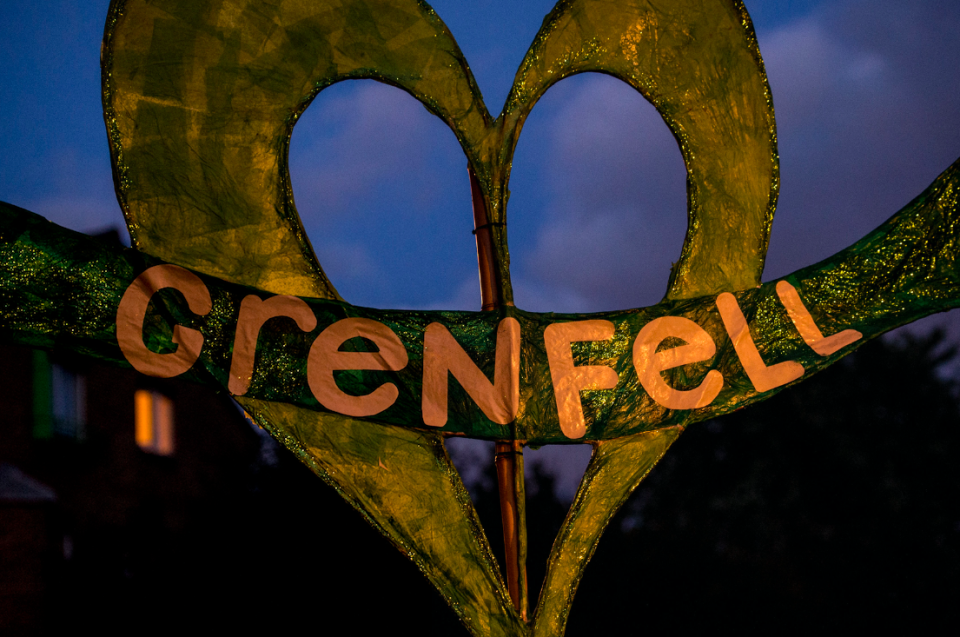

25,330,960,635
566,330,960,634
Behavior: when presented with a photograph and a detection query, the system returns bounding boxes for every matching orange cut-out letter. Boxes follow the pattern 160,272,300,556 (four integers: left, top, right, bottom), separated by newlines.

776,280,862,356
116,264,212,378
634,316,723,410
307,317,408,418
544,320,619,439
228,294,318,395
422,317,520,428
716,292,804,393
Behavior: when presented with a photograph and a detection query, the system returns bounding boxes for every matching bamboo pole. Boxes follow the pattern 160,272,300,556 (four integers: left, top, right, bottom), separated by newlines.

469,165,528,620
469,165,500,313
494,439,526,617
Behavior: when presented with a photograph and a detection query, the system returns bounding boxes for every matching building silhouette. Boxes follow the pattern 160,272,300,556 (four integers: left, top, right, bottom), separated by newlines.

0,342,261,634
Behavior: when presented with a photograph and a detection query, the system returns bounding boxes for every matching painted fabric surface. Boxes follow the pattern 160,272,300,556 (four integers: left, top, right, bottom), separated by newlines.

1,1,958,635
2,173,960,445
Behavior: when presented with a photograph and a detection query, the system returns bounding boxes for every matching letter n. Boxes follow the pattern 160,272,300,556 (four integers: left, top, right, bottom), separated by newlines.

422,317,520,427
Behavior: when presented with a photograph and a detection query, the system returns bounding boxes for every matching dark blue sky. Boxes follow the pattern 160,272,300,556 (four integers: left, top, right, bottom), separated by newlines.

2,0,957,311
2,1,958,494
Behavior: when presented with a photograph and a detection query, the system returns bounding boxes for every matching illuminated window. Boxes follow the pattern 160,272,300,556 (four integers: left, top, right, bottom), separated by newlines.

135,389,174,456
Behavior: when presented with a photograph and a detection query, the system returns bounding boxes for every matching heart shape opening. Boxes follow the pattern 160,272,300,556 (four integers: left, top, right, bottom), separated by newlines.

289,79,478,309
506,72,688,312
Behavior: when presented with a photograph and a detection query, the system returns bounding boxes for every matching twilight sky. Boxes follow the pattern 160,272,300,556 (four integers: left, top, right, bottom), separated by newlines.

2,1,958,311
2,1,959,494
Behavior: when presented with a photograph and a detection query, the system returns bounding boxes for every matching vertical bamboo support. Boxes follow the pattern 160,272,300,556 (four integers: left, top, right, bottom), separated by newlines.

470,165,500,313
494,439,527,618
469,165,528,620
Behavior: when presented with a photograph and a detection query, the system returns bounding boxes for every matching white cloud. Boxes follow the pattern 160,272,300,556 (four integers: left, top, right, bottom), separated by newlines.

760,0,960,279
509,73,687,312
290,81,449,220
315,241,380,283
289,80,476,309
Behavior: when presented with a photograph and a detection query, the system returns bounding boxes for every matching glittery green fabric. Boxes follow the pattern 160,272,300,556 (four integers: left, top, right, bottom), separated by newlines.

1,0,958,635
4,158,959,444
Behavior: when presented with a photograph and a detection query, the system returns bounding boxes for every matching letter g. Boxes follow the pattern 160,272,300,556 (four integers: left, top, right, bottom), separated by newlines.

116,264,212,378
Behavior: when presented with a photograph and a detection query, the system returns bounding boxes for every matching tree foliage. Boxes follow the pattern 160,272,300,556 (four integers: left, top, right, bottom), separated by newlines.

566,330,960,633
29,330,960,634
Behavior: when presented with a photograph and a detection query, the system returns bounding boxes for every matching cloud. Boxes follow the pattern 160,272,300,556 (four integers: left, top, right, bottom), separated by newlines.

760,0,960,278
415,276,482,312
289,80,477,309
290,81,453,220
509,73,687,312
504,0,960,315
315,241,380,283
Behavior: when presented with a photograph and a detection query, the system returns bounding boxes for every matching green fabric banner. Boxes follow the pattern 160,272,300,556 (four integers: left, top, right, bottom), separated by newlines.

3,157,959,446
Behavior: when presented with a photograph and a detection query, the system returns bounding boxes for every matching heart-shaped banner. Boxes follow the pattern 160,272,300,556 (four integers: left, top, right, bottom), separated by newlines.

0,0,957,634
103,0,777,304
